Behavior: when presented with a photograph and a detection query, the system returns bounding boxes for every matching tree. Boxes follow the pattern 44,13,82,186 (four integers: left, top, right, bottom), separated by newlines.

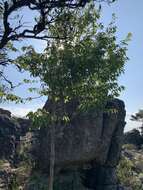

0,0,88,101
0,0,116,103
131,109,143,136
16,3,130,190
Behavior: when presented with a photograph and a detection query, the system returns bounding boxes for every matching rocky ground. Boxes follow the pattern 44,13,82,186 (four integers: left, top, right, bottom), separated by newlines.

1,144,143,190
117,144,143,190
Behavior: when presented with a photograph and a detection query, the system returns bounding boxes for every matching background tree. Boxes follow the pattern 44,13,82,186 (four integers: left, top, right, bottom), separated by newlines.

124,129,143,148
131,109,143,136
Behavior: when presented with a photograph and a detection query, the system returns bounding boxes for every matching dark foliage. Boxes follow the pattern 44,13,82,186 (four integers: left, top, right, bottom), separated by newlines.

124,129,143,148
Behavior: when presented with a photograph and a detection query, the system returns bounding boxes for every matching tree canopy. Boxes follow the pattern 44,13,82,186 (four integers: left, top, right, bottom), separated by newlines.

0,0,117,103
15,3,130,113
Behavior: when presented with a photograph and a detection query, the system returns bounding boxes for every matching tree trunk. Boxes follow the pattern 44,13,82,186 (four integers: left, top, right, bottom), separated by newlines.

48,123,55,190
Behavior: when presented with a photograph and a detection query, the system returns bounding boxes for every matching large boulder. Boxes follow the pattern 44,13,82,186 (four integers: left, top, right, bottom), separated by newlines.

39,99,125,168
37,99,126,190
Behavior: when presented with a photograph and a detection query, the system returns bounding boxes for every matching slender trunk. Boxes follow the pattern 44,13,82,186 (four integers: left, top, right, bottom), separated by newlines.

48,122,55,190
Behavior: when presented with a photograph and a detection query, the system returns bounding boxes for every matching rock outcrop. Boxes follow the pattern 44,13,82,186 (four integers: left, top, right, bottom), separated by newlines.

0,108,11,118
0,99,126,190
0,112,33,189
124,129,143,148
0,114,19,162
0,113,30,163
37,99,126,190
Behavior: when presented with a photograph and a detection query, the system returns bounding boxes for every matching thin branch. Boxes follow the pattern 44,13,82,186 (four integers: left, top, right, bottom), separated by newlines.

0,71,13,88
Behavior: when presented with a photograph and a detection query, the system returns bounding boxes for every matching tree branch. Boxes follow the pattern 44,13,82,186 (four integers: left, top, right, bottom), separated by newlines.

0,0,90,49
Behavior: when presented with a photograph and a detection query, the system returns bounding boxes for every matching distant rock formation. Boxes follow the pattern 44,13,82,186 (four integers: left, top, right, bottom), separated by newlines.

0,113,19,162
0,99,126,190
0,112,30,163
0,108,11,117
124,129,143,148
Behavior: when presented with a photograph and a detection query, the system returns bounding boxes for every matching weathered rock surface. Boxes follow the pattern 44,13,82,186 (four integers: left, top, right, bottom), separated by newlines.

0,112,33,189
0,114,19,162
37,99,126,189
0,113,30,163
0,108,11,117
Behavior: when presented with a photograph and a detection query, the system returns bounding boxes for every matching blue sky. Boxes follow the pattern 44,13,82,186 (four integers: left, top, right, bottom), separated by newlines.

100,0,143,131
1,0,143,131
